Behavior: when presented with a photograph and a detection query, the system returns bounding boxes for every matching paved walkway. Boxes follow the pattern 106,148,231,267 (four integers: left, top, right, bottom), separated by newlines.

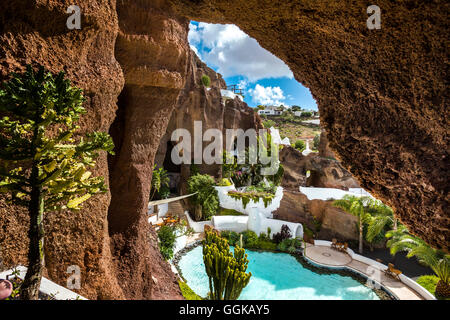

304,244,423,300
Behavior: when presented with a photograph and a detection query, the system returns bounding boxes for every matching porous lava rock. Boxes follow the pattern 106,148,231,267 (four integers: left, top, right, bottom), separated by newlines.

0,0,448,302
168,0,449,250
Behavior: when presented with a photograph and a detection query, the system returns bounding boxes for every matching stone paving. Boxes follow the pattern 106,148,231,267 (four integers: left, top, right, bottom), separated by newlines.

304,244,423,300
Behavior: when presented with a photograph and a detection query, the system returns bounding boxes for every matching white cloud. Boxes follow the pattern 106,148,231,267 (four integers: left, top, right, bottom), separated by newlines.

237,79,248,90
190,45,202,60
248,84,286,106
188,23,293,82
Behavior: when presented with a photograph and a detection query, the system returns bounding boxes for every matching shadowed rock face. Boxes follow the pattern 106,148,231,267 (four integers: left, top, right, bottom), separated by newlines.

168,0,449,251
155,51,263,193
0,0,126,299
0,0,448,301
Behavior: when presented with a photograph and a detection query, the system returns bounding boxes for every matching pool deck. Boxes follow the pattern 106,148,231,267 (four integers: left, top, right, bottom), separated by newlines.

304,244,424,300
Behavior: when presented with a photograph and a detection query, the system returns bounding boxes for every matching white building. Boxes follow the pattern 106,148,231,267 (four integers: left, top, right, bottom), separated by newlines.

257,105,284,116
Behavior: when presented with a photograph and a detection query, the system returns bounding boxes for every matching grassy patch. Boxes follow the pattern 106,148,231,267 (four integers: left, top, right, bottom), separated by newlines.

416,275,438,297
265,116,321,145
178,280,203,300
216,208,245,216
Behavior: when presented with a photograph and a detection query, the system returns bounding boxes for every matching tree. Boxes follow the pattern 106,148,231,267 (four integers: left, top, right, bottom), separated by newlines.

365,199,396,243
0,65,114,299
203,230,251,300
150,165,170,200
256,105,265,110
291,105,301,112
333,195,372,253
386,226,449,298
187,174,219,221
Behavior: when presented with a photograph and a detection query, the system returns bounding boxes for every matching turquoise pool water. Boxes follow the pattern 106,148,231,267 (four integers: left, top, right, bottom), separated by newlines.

177,246,380,300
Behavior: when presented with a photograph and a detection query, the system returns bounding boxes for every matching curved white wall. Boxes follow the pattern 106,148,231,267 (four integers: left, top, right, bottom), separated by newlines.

211,207,303,240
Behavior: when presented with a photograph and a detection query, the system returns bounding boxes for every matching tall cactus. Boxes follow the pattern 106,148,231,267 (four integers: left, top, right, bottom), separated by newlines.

203,230,252,300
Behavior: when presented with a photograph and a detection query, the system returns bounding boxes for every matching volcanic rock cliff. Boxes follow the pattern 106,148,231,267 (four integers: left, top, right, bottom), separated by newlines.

155,50,262,192
0,0,448,300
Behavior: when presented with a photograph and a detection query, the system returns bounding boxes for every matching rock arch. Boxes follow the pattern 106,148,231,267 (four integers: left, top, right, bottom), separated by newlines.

0,0,447,300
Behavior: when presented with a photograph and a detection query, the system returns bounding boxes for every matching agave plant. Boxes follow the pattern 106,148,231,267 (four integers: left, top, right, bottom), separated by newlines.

386,226,450,298
333,195,372,254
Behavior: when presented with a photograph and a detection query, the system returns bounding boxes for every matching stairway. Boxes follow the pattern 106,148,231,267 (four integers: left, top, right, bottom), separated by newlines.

168,200,185,219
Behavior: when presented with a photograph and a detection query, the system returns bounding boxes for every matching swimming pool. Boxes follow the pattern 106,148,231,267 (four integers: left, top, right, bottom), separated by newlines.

177,245,382,300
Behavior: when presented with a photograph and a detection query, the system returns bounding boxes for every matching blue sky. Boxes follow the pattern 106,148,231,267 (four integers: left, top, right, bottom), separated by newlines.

188,21,317,110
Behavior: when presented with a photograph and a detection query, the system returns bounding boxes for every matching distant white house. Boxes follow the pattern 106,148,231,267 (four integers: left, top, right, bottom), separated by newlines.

257,105,284,116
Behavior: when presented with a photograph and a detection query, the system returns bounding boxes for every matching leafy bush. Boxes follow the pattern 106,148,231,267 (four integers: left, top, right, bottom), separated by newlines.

157,225,176,260
217,178,232,186
221,230,240,246
277,238,302,253
263,119,275,128
294,140,306,152
201,74,211,87
301,111,313,118
150,165,170,200
241,230,259,248
188,174,219,220
416,275,439,297
257,239,277,251
273,225,292,244
313,134,320,150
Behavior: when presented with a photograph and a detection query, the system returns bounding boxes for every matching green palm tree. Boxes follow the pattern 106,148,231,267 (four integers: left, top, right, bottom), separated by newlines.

366,199,397,243
386,226,450,298
333,195,372,254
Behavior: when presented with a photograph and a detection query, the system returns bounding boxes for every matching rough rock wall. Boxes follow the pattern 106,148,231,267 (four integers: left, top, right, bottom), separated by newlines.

107,1,188,299
155,51,263,193
279,145,359,191
169,0,449,250
0,0,125,299
273,191,359,242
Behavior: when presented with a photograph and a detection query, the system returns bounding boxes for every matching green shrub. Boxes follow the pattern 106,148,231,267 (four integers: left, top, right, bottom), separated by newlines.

201,74,211,87
416,275,439,297
294,140,306,152
313,134,320,150
217,178,232,186
178,280,203,300
221,230,240,246
301,111,313,118
277,238,302,253
157,225,176,260
188,174,219,220
262,119,275,128
257,239,277,251
150,165,170,200
241,230,259,248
